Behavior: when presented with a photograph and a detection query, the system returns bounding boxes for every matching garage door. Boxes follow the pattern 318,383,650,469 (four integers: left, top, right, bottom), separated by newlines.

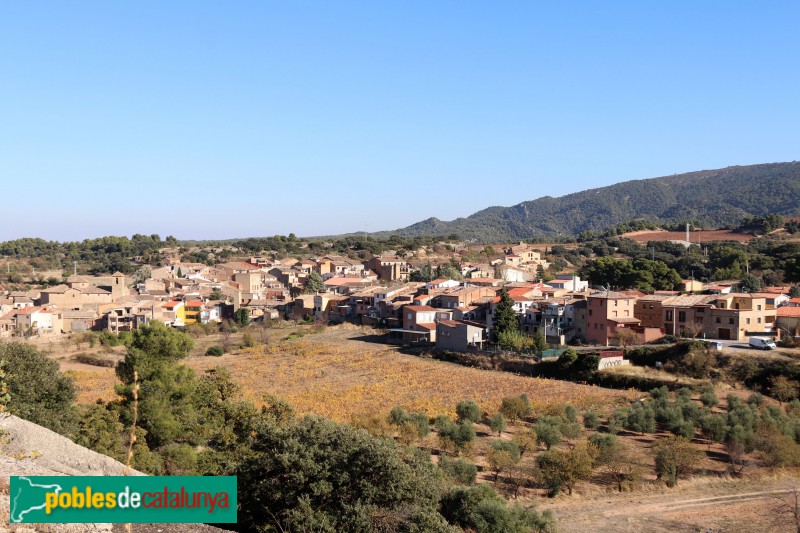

718,328,731,340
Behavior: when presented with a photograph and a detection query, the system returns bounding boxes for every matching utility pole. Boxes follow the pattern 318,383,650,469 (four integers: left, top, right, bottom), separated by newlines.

74,261,77,276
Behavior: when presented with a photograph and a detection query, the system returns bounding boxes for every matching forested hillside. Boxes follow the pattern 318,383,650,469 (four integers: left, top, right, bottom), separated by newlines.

368,162,800,242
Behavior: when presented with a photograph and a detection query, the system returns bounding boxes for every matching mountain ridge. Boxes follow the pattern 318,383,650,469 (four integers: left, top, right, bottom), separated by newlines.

361,162,800,242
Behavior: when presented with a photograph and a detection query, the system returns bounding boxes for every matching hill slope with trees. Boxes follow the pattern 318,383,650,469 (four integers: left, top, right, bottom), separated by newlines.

369,162,800,242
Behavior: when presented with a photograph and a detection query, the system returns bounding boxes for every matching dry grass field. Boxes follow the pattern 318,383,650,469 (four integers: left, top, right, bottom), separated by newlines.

61,325,636,419
188,326,636,422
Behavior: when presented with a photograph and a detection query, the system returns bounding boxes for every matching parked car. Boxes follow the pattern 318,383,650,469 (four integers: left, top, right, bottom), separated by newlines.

749,336,777,350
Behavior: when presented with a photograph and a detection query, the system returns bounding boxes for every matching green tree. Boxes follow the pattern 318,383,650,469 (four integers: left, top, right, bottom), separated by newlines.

487,441,521,483
493,289,519,340
410,263,434,282
236,415,451,532
234,308,251,327
115,323,199,449
74,403,125,460
537,440,598,495
700,383,718,408
0,342,77,434
304,271,324,293
625,402,656,435
739,274,762,293
0,360,10,411
532,331,548,354
512,427,538,458
534,420,563,450
487,412,507,436
497,329,533,352
500,394,532,423
439,457,478,485
653,436,702,487
456,400,481,423
440,484,555,533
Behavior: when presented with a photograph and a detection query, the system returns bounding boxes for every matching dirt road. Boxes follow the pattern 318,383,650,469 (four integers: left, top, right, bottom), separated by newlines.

547,477,799,532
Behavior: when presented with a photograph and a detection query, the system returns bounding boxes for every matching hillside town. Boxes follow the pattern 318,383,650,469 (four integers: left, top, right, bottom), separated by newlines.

2,240,794,356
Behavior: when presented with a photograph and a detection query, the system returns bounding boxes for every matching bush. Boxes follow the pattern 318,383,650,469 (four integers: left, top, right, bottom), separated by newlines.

440,457,477,485
625,402,656,435
205,346,224,357
534,419,562,449
700,383,718,408
487,412,507,436
440,484,555,533
0,342,77,434
75,353,116,368
583,411,600,429
437,418,476,455
500,394,532,423
387,408,430,440
456,400,481,423
564,404,577,423
240,333,256,348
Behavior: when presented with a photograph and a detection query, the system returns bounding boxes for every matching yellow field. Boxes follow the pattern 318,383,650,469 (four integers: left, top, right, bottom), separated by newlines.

188,327,636,422
63,326,636,421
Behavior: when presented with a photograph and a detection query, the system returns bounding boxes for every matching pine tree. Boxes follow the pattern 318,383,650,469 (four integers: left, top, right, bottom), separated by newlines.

305,271,324,294
493,289,518,340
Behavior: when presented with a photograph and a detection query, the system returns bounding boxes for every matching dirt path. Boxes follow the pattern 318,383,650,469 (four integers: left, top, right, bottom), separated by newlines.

547,477,799,532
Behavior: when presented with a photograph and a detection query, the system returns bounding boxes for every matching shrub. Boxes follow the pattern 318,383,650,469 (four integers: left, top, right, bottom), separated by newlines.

699,383,718,408
0,342,77,434
240,333,256,348
487,412,506,436
625,402,656,435
439,484,556,533
440,457,477,485
456,400,481,423
534,420,562,450
583,411,600,429
500,394,532,423
205,346,224,357
75,353,116,368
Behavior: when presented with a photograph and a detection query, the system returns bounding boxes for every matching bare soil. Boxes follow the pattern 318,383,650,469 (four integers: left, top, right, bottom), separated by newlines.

621,229,754,243
547,475,800,533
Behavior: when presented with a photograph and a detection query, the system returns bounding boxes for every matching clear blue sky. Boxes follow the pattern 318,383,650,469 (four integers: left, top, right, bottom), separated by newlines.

2,2,799,241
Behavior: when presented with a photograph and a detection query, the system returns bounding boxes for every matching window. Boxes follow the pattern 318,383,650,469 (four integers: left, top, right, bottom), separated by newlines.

746,318,751,325
678,311,686,322
757,305,762,311
758,318,762,324
716,317,721,324
729,318,734,325
613,311,618,317
666,310,673,321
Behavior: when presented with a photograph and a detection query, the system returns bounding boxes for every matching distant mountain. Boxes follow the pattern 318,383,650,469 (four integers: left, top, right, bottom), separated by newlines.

368,162,800,242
